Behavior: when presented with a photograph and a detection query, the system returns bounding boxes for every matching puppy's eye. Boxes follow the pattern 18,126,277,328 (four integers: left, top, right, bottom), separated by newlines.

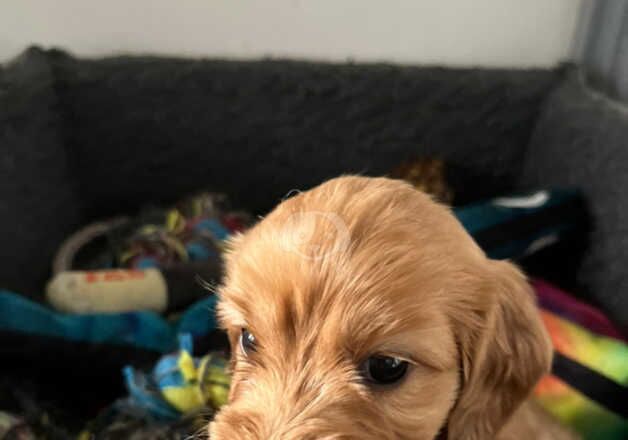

239,329,257,355
361,356,408,385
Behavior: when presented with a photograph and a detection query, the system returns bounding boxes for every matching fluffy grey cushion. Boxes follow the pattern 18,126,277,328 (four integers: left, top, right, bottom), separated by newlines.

47,50,559,217
520,72,628,327
0,48,81,297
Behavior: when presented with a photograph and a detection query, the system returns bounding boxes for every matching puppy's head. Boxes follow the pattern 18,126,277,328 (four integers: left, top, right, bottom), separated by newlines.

210,176,551,440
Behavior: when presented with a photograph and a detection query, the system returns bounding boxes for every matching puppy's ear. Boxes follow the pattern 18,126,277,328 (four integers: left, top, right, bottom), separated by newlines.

448,260,552,439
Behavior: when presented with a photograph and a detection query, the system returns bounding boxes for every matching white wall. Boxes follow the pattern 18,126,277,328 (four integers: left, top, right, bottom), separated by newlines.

0,0,583,67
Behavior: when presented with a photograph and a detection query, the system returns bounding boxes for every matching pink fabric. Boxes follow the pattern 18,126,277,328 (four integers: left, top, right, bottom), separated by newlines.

532,278,627,343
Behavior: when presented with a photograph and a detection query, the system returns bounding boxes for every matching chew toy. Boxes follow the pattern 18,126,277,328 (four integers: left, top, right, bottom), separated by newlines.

123,334,230,419
46,261,221,314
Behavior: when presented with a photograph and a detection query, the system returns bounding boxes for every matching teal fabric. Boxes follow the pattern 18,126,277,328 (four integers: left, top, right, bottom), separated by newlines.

455,189,577,234
454,189,581,260
177,294,218,336
0,290,218,353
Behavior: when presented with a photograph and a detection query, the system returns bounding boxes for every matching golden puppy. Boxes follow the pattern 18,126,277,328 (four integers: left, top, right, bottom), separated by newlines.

210,176,576,439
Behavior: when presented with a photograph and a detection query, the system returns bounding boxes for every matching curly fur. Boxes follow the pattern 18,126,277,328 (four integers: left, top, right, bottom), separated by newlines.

210,176,576,439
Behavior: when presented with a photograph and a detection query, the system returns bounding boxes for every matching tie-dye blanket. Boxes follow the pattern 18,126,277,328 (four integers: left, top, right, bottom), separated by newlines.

533,280,628,439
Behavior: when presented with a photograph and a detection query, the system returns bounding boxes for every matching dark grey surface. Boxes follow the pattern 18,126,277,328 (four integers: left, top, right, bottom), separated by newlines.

45,49,558,219
519,71,628,327
0,48,82,298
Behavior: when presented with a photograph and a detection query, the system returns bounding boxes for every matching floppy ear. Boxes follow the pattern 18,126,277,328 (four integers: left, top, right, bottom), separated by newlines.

448,260,553,439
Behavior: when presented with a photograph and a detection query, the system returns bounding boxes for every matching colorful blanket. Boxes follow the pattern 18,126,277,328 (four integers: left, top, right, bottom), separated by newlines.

534,281,628,439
